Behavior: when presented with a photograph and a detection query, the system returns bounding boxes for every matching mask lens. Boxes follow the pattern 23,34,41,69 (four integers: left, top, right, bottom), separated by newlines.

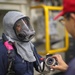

14,17,35,42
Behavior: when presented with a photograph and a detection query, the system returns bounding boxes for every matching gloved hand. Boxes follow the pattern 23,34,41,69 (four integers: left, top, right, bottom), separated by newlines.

39,60,50,74
38,57,50,74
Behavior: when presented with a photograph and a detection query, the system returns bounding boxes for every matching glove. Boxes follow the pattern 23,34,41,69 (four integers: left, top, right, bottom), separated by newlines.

39,61,50,74
38,57,50,74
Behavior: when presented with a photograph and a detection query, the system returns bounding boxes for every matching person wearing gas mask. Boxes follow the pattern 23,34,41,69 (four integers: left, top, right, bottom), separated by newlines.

0,11,52,75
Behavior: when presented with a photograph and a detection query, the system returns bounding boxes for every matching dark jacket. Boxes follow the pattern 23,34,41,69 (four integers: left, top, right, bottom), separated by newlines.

64,58,75,75
0,40,42,75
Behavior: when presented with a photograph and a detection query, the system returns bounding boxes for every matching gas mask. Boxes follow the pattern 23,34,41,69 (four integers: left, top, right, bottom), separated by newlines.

13,17,35,42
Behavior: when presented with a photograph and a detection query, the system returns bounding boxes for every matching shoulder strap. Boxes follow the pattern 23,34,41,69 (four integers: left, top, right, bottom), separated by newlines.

2,33,15,75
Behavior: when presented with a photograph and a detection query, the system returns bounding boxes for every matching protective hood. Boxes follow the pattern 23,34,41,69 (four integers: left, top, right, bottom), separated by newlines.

3,11,36,62
3,11,27,40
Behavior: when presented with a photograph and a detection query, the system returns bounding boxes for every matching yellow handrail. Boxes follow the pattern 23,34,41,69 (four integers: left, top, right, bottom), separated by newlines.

31,4,69,55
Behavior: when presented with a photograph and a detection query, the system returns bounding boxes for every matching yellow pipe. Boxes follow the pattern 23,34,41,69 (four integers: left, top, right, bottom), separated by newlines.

47,6,63,10
44,7,50,54
31,4,63,10
31,4,69,55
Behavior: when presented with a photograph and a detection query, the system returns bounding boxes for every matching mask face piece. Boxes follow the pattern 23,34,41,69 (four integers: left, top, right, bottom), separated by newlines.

14,17,35,42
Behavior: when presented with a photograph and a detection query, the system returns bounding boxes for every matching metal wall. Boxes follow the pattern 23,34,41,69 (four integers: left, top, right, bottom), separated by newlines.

0,0,31,37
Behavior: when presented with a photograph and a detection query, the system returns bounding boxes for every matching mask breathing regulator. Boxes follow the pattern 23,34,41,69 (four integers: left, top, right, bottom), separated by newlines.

45,54,58,67
13,17,35,42
37,54,58,74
